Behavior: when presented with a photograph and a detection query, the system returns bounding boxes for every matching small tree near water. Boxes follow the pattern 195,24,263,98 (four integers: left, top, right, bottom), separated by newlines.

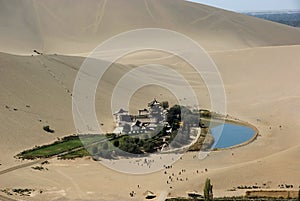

204,178,213,201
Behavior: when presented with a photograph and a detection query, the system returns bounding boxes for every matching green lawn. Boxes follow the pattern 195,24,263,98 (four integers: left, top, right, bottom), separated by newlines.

18,138,84,159
17,135,107,160
58,149,90,160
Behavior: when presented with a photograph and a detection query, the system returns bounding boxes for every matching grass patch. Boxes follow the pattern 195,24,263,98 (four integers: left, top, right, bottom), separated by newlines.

58,149,90,160
18,137,83,159
16,135,105,160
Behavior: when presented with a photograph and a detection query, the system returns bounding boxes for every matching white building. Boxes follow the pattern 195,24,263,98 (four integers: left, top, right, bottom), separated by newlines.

113,99,169,134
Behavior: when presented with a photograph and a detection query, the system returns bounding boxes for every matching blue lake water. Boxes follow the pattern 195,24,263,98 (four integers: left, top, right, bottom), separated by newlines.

210,123,255,149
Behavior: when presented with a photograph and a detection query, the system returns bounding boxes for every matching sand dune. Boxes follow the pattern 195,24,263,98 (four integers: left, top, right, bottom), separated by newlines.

0,0,300,200
1,0,300,55
0,45,300,200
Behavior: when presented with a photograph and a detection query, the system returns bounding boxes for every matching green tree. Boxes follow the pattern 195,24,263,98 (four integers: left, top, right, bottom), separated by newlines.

204,178,213,201
143,141,155,153
162,101,169,109
138,139,144,147
167,105,181,127
113,140,119,147
167,105,195,130
134,137,140,144
119,136,142,154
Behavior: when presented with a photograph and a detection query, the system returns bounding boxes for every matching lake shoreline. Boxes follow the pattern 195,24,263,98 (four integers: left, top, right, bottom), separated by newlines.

209,116,259,151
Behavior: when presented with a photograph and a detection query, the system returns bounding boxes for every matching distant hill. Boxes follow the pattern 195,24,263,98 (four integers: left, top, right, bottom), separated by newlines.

243,10,300,28
1,0,300,55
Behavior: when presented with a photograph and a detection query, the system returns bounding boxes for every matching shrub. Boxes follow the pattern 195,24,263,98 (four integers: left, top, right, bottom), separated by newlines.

162,101,169,109
43,125,55,133
143,141,155,153
113,140,119,147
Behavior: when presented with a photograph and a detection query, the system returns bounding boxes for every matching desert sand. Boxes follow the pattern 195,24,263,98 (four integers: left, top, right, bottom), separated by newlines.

0,0,300,200
1,0,300,55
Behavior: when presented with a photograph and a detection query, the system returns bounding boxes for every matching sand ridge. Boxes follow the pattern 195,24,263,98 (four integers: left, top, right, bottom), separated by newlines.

1,0,300,55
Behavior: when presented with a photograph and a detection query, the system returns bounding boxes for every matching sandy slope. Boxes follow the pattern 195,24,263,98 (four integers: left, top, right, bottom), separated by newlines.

0,45,300,200
0,0,300,200
1,0,300,55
